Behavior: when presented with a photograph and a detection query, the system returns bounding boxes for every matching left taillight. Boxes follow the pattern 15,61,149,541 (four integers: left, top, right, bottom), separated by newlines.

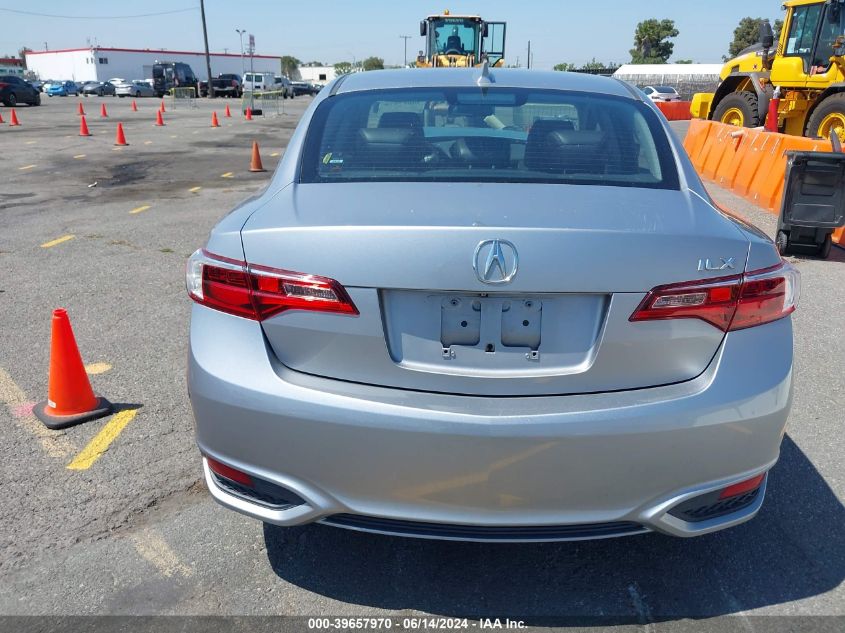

630,262,800,332
186,249,358,320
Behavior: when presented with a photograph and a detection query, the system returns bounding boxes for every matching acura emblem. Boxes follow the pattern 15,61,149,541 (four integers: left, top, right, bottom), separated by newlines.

474,239,518,285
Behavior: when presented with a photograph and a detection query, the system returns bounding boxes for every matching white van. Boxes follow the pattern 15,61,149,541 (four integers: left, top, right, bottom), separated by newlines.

242,72,275,92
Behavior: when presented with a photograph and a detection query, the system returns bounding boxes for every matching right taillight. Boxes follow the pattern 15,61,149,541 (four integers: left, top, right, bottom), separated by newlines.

630,262,799,332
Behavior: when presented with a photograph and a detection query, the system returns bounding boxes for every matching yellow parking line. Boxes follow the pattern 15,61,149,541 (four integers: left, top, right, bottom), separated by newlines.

129,204,151,215
84,362,112,375
188,186,202,193
73,154,86,159
0,367,75,459
41,235,75,249
18,164,37,171
169,134,178,139
25,140,37,145
270,152,280,157
131,529,194,578
66,409,138,470
143,140,153,145
221,172,234,178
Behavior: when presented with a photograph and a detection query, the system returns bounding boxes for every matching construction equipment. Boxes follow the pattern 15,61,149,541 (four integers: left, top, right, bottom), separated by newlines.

416,10,506,68
692,0,845,141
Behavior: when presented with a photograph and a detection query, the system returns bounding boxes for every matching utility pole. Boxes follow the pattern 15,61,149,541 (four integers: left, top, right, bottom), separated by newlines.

399,35,411,67
527,41,531,69
200,0,214,97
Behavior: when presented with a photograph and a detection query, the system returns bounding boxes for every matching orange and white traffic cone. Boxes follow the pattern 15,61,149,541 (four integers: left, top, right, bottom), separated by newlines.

79,115,91,137
211,111,220,127
0,111,4,124
114,122,128,146
155,109,165,126
244,107,253,121
131,100,138,112
100,103,108,118
33,309,113,429
249,140,266,172
224,104,231,118
77,102,85,116
159,99,166,112
9,108,20,126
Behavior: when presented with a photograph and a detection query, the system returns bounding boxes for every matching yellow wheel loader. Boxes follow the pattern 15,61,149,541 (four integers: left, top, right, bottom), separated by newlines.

692,0,845,141
416,10,506,68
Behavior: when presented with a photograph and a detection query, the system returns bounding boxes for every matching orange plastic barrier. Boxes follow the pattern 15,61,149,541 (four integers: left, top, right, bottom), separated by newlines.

656,101,692,121
686,120,844,247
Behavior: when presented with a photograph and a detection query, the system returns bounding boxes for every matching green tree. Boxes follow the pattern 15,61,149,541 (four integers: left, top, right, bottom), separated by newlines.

361,56,384,71
675,59,694,64
334,61,353,76
279,55,301,78
554,62,577,71
725,18,785,61
581,58,607,71
630,19,679,64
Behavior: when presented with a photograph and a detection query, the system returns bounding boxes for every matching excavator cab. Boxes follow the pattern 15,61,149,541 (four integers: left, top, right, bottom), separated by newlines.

417,11,506,68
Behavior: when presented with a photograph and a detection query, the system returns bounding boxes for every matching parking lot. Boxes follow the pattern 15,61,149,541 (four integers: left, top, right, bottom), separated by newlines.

1,96,843,624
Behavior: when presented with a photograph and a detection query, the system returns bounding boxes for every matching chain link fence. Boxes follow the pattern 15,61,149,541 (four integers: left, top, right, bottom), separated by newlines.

168,87,198,109
240,90,289,117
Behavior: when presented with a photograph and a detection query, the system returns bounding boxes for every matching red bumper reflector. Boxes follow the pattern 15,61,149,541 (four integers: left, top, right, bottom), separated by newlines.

719,473,766,499
207,457,253,487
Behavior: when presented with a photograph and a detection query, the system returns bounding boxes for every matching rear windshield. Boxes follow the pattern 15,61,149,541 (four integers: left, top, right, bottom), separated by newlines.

654,86,676,93
300,87,679,189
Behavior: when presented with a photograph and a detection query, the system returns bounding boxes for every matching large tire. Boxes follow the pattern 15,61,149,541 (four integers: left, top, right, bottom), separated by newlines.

818,233,833,259
9,93,17,106
33,93,40,106
805,93,845,142
712,91,760,128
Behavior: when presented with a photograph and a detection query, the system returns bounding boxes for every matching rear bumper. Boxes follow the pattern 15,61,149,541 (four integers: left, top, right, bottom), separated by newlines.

189,306,793,541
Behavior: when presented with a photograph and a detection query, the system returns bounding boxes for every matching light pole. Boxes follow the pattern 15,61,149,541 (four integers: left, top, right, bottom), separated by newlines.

235,29,246,79
399,35,411,67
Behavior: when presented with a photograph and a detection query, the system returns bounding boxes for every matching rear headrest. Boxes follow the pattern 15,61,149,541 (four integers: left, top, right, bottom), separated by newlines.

378,112,422,129
358,128,417,145
547,129,606,148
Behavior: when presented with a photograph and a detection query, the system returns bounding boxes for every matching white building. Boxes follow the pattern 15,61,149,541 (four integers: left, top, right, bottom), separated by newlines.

25,47,283,82
296,65,337,86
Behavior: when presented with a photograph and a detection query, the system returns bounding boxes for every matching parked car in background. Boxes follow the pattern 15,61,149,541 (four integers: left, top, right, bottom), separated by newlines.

0,75,41,106
291,81,320,96
152,62,198,97
45,80,80,97
188,68,799,542
82,81,116,97
242,71,275,93
115,80,156,98
199,73,242,98
273,76,294,98
29,80,45,92
642,85,681,102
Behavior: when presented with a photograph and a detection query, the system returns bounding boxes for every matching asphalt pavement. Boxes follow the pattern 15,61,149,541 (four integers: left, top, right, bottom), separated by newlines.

0,103,842,625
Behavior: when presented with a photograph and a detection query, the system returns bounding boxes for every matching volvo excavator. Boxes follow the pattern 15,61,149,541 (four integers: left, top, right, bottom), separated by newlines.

416,10,506,68
692,0,845,140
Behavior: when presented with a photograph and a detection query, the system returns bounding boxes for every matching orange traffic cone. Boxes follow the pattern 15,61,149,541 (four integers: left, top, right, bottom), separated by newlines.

79,115,91,137
131,100,138,112
9,108,20,126
249,140,266,172
33,309,113,429
245,107,253,121
0,111,4,124
114,122,128,146
159,99,166,112
211,111,220,127
77,102,85,116
224,104,231,118
155,109,165,126
100,103,108,118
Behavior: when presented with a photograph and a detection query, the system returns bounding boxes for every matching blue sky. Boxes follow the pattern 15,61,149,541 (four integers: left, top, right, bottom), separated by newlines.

1,1,784,69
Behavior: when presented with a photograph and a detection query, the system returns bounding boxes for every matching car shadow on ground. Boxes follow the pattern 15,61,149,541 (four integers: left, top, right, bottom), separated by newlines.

263,436,843,622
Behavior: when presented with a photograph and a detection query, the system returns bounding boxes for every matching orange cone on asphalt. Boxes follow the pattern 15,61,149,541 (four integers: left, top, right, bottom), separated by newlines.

159,99,166,112
100,103,108,118
249,140,266,172
78,115,91,137
0,111,4,124
131,100,138,112
33,309,113,430
211,111,220,127
224,104,231,117
114,122,128,146
244,107,253,121
9,108,20,126
77,102,85,116
155,109,165,126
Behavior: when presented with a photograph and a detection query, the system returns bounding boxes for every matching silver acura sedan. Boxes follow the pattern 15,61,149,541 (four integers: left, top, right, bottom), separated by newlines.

187,68,799,542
